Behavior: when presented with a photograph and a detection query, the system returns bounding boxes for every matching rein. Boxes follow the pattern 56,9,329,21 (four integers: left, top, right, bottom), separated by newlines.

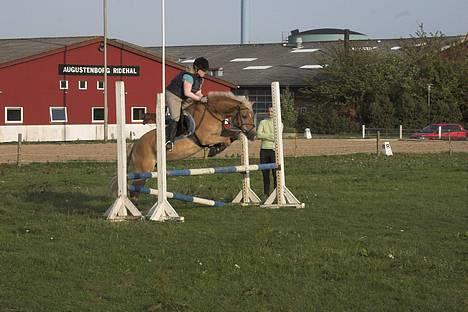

199,101,255,137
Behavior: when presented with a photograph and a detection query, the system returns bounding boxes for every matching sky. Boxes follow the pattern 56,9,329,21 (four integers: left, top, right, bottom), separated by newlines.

0,0,466,46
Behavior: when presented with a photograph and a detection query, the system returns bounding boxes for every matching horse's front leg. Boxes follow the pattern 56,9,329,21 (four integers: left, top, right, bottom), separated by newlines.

207,137,232,157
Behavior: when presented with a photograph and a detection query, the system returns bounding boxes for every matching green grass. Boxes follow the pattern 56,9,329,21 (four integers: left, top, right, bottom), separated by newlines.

0,153,467,311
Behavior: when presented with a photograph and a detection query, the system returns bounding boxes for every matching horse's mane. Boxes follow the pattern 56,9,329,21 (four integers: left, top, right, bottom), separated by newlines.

208,91,253,111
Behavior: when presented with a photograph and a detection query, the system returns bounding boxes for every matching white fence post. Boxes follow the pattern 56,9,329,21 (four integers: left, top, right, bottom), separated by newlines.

438,126,442,139
399,125,403,140
362,125,366,139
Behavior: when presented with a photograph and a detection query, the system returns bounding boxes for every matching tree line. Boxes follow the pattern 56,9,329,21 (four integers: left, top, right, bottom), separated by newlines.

289,26,467,134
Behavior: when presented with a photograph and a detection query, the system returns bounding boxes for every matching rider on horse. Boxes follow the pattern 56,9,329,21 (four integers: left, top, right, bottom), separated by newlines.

165,57,210,150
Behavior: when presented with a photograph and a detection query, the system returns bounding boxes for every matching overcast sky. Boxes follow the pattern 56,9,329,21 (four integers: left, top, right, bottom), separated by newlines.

1,0,466,46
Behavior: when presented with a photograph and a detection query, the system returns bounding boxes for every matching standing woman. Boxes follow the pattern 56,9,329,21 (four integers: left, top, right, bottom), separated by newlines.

165,57,210,149
257,106,280,197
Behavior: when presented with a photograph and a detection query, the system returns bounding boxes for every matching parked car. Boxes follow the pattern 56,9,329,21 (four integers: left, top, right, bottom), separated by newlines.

410,123,467,140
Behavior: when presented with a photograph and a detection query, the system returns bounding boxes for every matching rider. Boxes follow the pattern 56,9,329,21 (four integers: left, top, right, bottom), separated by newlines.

165,57,209,150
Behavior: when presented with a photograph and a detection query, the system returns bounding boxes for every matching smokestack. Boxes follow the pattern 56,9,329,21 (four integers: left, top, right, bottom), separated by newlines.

241,0,250,44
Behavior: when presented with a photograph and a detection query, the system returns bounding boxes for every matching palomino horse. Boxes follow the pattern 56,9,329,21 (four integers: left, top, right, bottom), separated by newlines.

127,92,256,197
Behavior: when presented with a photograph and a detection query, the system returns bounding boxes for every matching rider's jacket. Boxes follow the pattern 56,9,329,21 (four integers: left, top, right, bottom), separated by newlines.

167,71,203,100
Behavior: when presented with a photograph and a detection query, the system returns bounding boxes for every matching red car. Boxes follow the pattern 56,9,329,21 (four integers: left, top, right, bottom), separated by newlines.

410,123,467,140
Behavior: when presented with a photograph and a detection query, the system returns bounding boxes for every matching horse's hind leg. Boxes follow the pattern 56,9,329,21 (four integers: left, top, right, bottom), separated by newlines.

129,135,157,203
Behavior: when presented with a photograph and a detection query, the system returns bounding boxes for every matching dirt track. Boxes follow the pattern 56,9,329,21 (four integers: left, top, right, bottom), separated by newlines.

1,138,466,164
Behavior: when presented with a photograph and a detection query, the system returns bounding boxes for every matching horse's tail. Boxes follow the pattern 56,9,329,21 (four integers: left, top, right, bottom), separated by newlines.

108,142,135,197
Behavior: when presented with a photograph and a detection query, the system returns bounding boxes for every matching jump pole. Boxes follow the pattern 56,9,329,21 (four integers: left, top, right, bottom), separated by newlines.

128,163,277,179
129,185,225,207
262,81,304,209
104,81,143,220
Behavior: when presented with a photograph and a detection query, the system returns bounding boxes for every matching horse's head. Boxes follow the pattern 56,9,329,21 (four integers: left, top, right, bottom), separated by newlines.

142,113,156,125
207,92,256,140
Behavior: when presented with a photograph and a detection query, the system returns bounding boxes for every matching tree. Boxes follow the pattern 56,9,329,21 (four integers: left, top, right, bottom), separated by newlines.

300,25,467,133
280,87,298,132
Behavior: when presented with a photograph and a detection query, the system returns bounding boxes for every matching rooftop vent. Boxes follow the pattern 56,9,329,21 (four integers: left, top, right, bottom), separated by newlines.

243,65,272,70
296,37,303,49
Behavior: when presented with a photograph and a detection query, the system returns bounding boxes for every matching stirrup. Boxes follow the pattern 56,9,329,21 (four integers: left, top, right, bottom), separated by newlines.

165,141,174,151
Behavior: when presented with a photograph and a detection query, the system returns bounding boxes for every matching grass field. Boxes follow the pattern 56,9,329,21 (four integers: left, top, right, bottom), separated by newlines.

0,153,467,311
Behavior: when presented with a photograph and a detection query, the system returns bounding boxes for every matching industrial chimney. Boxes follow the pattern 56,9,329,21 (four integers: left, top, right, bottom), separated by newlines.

241,0,250,44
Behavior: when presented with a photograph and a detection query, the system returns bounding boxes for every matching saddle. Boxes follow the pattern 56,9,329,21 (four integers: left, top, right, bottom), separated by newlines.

144,111,241,157
170,112,196,140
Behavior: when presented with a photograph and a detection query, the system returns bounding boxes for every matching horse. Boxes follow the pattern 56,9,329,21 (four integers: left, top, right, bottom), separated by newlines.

126,91,256,199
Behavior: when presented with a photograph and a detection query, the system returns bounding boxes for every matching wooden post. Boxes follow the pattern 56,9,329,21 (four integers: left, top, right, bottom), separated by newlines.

16,133,22,167
294,134,298,157
376,131,380,156
449,134,453,156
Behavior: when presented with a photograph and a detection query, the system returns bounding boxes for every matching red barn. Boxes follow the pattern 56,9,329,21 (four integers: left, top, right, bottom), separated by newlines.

0,36,234,142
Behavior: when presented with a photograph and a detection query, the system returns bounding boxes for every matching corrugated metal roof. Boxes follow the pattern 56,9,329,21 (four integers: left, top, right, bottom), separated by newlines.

146,39,404,87
146,36,463,87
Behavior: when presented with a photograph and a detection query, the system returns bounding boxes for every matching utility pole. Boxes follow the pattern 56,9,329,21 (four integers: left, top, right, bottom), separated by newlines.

103,0,108,141
427,84,432,122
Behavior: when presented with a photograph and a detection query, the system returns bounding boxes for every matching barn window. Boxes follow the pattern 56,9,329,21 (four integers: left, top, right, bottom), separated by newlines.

97,80,104,90
59,80,68,90
50,107,67,122
131,107,147,122
5,107,23,123
79,80,87,90
92,107,104,123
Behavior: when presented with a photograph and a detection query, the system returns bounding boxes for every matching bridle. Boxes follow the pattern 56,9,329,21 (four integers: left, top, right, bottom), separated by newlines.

199,102,256,138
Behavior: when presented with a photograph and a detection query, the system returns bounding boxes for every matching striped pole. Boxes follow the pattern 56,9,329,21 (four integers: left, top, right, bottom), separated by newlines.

128,163,277,180
129,185,225,207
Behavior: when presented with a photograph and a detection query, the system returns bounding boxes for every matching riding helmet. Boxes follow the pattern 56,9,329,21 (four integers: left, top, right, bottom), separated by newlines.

193,57,209,72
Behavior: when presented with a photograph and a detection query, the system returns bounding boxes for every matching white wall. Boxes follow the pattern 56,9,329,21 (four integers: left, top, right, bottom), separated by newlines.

0,124,156,143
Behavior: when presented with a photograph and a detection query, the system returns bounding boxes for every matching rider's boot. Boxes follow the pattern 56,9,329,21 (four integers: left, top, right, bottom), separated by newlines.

165,119,178,151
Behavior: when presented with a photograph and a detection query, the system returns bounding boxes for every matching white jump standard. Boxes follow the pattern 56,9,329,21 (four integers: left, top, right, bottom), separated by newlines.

104,81,143,221
262,82,304,209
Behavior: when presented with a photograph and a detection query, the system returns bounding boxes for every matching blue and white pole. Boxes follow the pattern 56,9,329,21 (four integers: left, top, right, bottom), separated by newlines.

128,163,277,180
129,185,225,207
